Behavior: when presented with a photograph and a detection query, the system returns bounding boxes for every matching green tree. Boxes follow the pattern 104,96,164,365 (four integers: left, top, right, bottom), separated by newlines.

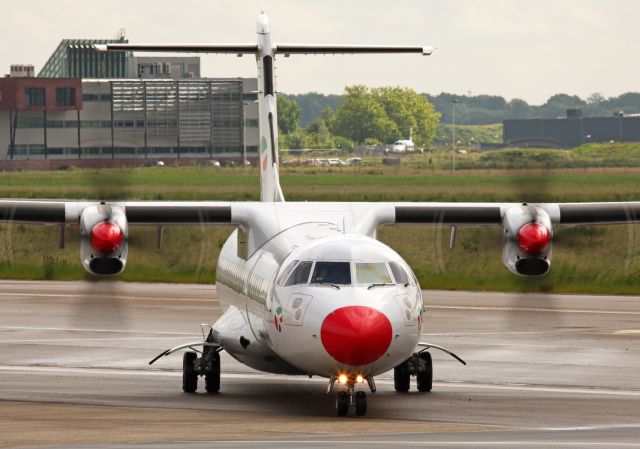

333,135,354,152
332,85,397,144
305,117,335,149
333,85,440,146
277,95,302,135
280,129,306,149
376,87,439,147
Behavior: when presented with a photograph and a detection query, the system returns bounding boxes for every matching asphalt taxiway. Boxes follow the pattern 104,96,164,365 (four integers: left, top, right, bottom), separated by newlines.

0,281,639,448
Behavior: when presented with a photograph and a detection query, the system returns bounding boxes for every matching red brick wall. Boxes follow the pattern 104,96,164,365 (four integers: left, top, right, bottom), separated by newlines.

0,78,82,111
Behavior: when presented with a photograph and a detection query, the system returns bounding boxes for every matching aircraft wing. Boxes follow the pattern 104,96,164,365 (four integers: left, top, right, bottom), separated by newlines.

95,44,259,54
392,202,640,226
0,200,234,225
3,200,640,227
387,201,640,276
2,199,640,278
274,44,433,55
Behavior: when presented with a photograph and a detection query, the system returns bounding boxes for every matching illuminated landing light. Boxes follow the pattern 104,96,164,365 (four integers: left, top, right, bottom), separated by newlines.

90,221,123,254
338,374,348,384
356,375,364,383
518,223,550,255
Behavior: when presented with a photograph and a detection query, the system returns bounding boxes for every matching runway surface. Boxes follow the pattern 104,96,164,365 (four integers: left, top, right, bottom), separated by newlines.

0,280,639,448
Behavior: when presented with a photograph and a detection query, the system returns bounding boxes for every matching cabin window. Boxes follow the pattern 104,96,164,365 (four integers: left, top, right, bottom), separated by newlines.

311,262,351,285
389,261,411,285
285,261,313,286
355,262,392,284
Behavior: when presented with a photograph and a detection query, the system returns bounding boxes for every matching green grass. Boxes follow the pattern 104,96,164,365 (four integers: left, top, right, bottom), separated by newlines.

2,149,640,294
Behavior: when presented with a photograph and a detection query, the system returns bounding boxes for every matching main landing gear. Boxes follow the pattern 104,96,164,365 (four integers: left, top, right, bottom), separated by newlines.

393,344,466,393
182,335,221,393
394,351,433,392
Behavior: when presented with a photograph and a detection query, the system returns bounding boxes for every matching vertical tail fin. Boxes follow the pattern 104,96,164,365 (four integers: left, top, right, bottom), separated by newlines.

256,14,285,202
96,13,431,203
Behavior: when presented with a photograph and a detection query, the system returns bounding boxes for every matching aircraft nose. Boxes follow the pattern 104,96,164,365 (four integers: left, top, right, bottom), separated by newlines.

320,306,392,366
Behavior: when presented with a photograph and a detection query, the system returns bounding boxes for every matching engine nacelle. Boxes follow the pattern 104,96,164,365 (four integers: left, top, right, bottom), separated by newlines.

79,203,128,275
502,204,553,276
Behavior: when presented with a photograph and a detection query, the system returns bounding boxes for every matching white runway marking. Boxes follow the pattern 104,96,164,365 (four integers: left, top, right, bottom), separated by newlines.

0,292,216,302
1,365,639,398
429,305,640,315
0,337,197,343
537,424,640,431
180,440,640,447
0,325,198,336
421,331,549,336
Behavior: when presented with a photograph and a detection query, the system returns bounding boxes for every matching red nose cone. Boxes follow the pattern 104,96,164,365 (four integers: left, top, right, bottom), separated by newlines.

90,222,123,254
518,223,550,255
321,306,392,366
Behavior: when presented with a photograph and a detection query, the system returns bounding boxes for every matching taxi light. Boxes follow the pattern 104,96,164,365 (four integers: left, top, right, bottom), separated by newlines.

356,375,364,383
338,374,348,384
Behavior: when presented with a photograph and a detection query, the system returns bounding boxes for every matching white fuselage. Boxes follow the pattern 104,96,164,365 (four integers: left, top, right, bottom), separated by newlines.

390,140,415,154
214,212,423,379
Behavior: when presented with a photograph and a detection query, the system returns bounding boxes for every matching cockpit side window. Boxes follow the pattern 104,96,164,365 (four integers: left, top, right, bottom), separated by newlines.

355,262,392,284
389,261,411,285
311,261,351,285
285,261,313,286
277,260,299,286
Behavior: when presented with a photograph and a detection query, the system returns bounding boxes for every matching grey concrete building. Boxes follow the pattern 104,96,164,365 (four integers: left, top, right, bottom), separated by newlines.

0,77,259,161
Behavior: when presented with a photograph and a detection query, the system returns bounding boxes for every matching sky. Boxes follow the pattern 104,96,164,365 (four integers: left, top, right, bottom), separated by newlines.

2,0,638,105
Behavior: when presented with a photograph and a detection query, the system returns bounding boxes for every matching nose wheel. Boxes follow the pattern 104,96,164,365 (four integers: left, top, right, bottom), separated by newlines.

335,389,368,416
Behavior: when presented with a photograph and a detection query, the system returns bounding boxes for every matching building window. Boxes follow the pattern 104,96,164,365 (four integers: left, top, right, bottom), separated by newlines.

25,87,45,106
56,87,76,106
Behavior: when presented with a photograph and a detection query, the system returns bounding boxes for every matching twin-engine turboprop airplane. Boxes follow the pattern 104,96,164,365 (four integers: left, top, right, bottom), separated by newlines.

3,14,640,416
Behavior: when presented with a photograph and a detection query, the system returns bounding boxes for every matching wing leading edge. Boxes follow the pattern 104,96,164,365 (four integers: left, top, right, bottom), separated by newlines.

2,200,640,227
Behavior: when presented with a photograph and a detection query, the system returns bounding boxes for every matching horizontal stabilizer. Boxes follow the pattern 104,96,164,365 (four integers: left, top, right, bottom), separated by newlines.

274,44,433,55
94,43,259,54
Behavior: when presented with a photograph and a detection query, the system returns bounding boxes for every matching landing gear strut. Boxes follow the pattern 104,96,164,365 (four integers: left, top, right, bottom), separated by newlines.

180,332,221,393
335,387,368,416
393,351,433,392
332,376,373,416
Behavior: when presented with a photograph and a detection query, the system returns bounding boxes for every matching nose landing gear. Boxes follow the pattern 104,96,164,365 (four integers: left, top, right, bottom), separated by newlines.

331,375,374,416
335,386,368,416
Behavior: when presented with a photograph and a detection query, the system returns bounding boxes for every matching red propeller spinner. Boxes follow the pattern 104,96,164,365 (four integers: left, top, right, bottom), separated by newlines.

90,221,123,254
517,223,550,255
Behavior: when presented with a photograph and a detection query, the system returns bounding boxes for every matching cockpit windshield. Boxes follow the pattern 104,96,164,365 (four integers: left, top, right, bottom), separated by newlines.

355,262,392,284
282,258,412,288
285,261,313,286
311,261,351,285
389,261,411,285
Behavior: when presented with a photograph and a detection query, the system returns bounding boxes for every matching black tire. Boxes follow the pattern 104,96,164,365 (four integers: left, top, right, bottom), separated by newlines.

355,391,367,416
182,351,198,393
336,391,349,417
417,351,433,392
205,351,221,393
394,360,411,392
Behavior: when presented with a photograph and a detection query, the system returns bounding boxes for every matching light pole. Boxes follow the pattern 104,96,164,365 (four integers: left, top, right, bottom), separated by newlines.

452,99,459,171
242,101,251,167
